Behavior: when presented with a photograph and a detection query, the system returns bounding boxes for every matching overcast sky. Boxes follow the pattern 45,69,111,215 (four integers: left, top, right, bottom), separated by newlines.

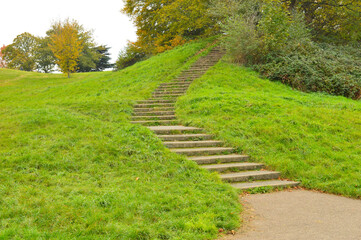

1,0,137,63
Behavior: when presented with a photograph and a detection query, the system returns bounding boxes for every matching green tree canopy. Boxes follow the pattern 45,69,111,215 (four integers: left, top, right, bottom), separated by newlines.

35,37,56,73
288,0,361,41
3,32,38,71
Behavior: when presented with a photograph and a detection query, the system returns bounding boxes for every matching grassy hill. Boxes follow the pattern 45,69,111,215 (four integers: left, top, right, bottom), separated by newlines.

1,38,360,239
0,39,240,239
177,61,361,199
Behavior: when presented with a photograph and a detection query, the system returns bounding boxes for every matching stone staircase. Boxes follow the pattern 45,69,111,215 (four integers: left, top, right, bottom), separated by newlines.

131,47,299,190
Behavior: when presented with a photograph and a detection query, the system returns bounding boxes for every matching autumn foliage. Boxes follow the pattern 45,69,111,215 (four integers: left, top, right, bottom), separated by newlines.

122,0,217,54
49,20,84,78
0,45,6,68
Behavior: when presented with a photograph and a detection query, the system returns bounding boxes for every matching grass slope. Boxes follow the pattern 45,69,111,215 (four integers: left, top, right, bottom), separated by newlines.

0,39,240,239
177,61,361,199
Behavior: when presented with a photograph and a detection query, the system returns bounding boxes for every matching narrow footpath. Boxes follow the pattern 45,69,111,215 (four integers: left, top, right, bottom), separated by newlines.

222,190,361,240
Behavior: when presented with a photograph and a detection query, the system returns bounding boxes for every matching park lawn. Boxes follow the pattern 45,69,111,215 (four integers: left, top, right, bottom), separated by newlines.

0,39,241,239
177,61,361,199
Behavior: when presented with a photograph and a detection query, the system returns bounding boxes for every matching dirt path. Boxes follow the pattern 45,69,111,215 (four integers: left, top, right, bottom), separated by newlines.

222,190,361,240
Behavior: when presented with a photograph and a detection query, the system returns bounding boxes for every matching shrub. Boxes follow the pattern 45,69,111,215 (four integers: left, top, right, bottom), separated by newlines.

255,43,361,99
210,0,361,99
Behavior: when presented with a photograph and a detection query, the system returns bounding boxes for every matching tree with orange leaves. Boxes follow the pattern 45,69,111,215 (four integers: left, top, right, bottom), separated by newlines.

122,0,218,54
49,19,84,78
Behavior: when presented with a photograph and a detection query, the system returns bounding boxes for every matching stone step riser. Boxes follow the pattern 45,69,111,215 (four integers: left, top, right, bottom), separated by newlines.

164,141,223,148
152,93,184,96
153,91,186,94
137,100,175,104
134,104,175,108
133,107,175,112
157,86,190,89
158,84,190,87
159,83,191,86
202,163,264,173
182,70,207,73
166,80,193,83
134,111,175,116
132,115,176,120
155,87,188,90
131,120,179,125
171,148,234,156
232,180,300,190
178,75,202,78
190,155,250,165
152,94,183,97
151,96,179,99
149,127,203,135
221,172,280,183
156,87,188,90
157,134,213,141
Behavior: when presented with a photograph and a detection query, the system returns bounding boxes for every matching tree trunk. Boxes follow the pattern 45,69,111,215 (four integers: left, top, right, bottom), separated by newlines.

67,72,70,78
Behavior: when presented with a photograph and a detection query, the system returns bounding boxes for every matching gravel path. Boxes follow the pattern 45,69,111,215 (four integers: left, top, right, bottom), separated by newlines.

222,190,361,240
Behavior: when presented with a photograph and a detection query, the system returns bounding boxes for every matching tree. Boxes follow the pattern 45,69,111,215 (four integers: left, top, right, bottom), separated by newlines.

94,45,113,71
49,19,84,78
115,41,147,70
284,0,361,41
0,45,6,68
77,45,113,72
2,33,38,71
34,37,56,73
122,0,218,54
77,46,100,72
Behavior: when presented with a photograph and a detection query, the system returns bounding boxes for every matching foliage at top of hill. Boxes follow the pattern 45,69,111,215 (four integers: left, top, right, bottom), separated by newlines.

210,0,361,99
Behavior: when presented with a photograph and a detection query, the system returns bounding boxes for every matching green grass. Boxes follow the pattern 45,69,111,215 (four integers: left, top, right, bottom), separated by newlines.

177,61,361,199
0,39,241,239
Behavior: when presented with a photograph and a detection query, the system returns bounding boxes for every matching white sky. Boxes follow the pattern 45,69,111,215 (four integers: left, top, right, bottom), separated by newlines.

1,0,137,63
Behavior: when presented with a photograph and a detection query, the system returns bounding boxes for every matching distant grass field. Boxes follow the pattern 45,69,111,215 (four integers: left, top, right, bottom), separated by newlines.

0,39,241,239
177,61,361,199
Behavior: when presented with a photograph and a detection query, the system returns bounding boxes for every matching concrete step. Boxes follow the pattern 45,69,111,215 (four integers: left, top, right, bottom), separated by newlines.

157,134,213,141
137,99,175,104
220,171,280,183
133,107,175,112
231,180,300,190
131,120,178,125
134,103,175,108
159,83,191,86
183,70,207,74
134,111,175,116
164,140,223,148
147,125,203,134
150,97,178,100
152,93,183,97
156,87,188,91
189,154,250,165
178,76,201,79
155,86,188,89
132,115,176,120
153,90,186,94
171,147,234,156
163,81,192,85
201,162,264,173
